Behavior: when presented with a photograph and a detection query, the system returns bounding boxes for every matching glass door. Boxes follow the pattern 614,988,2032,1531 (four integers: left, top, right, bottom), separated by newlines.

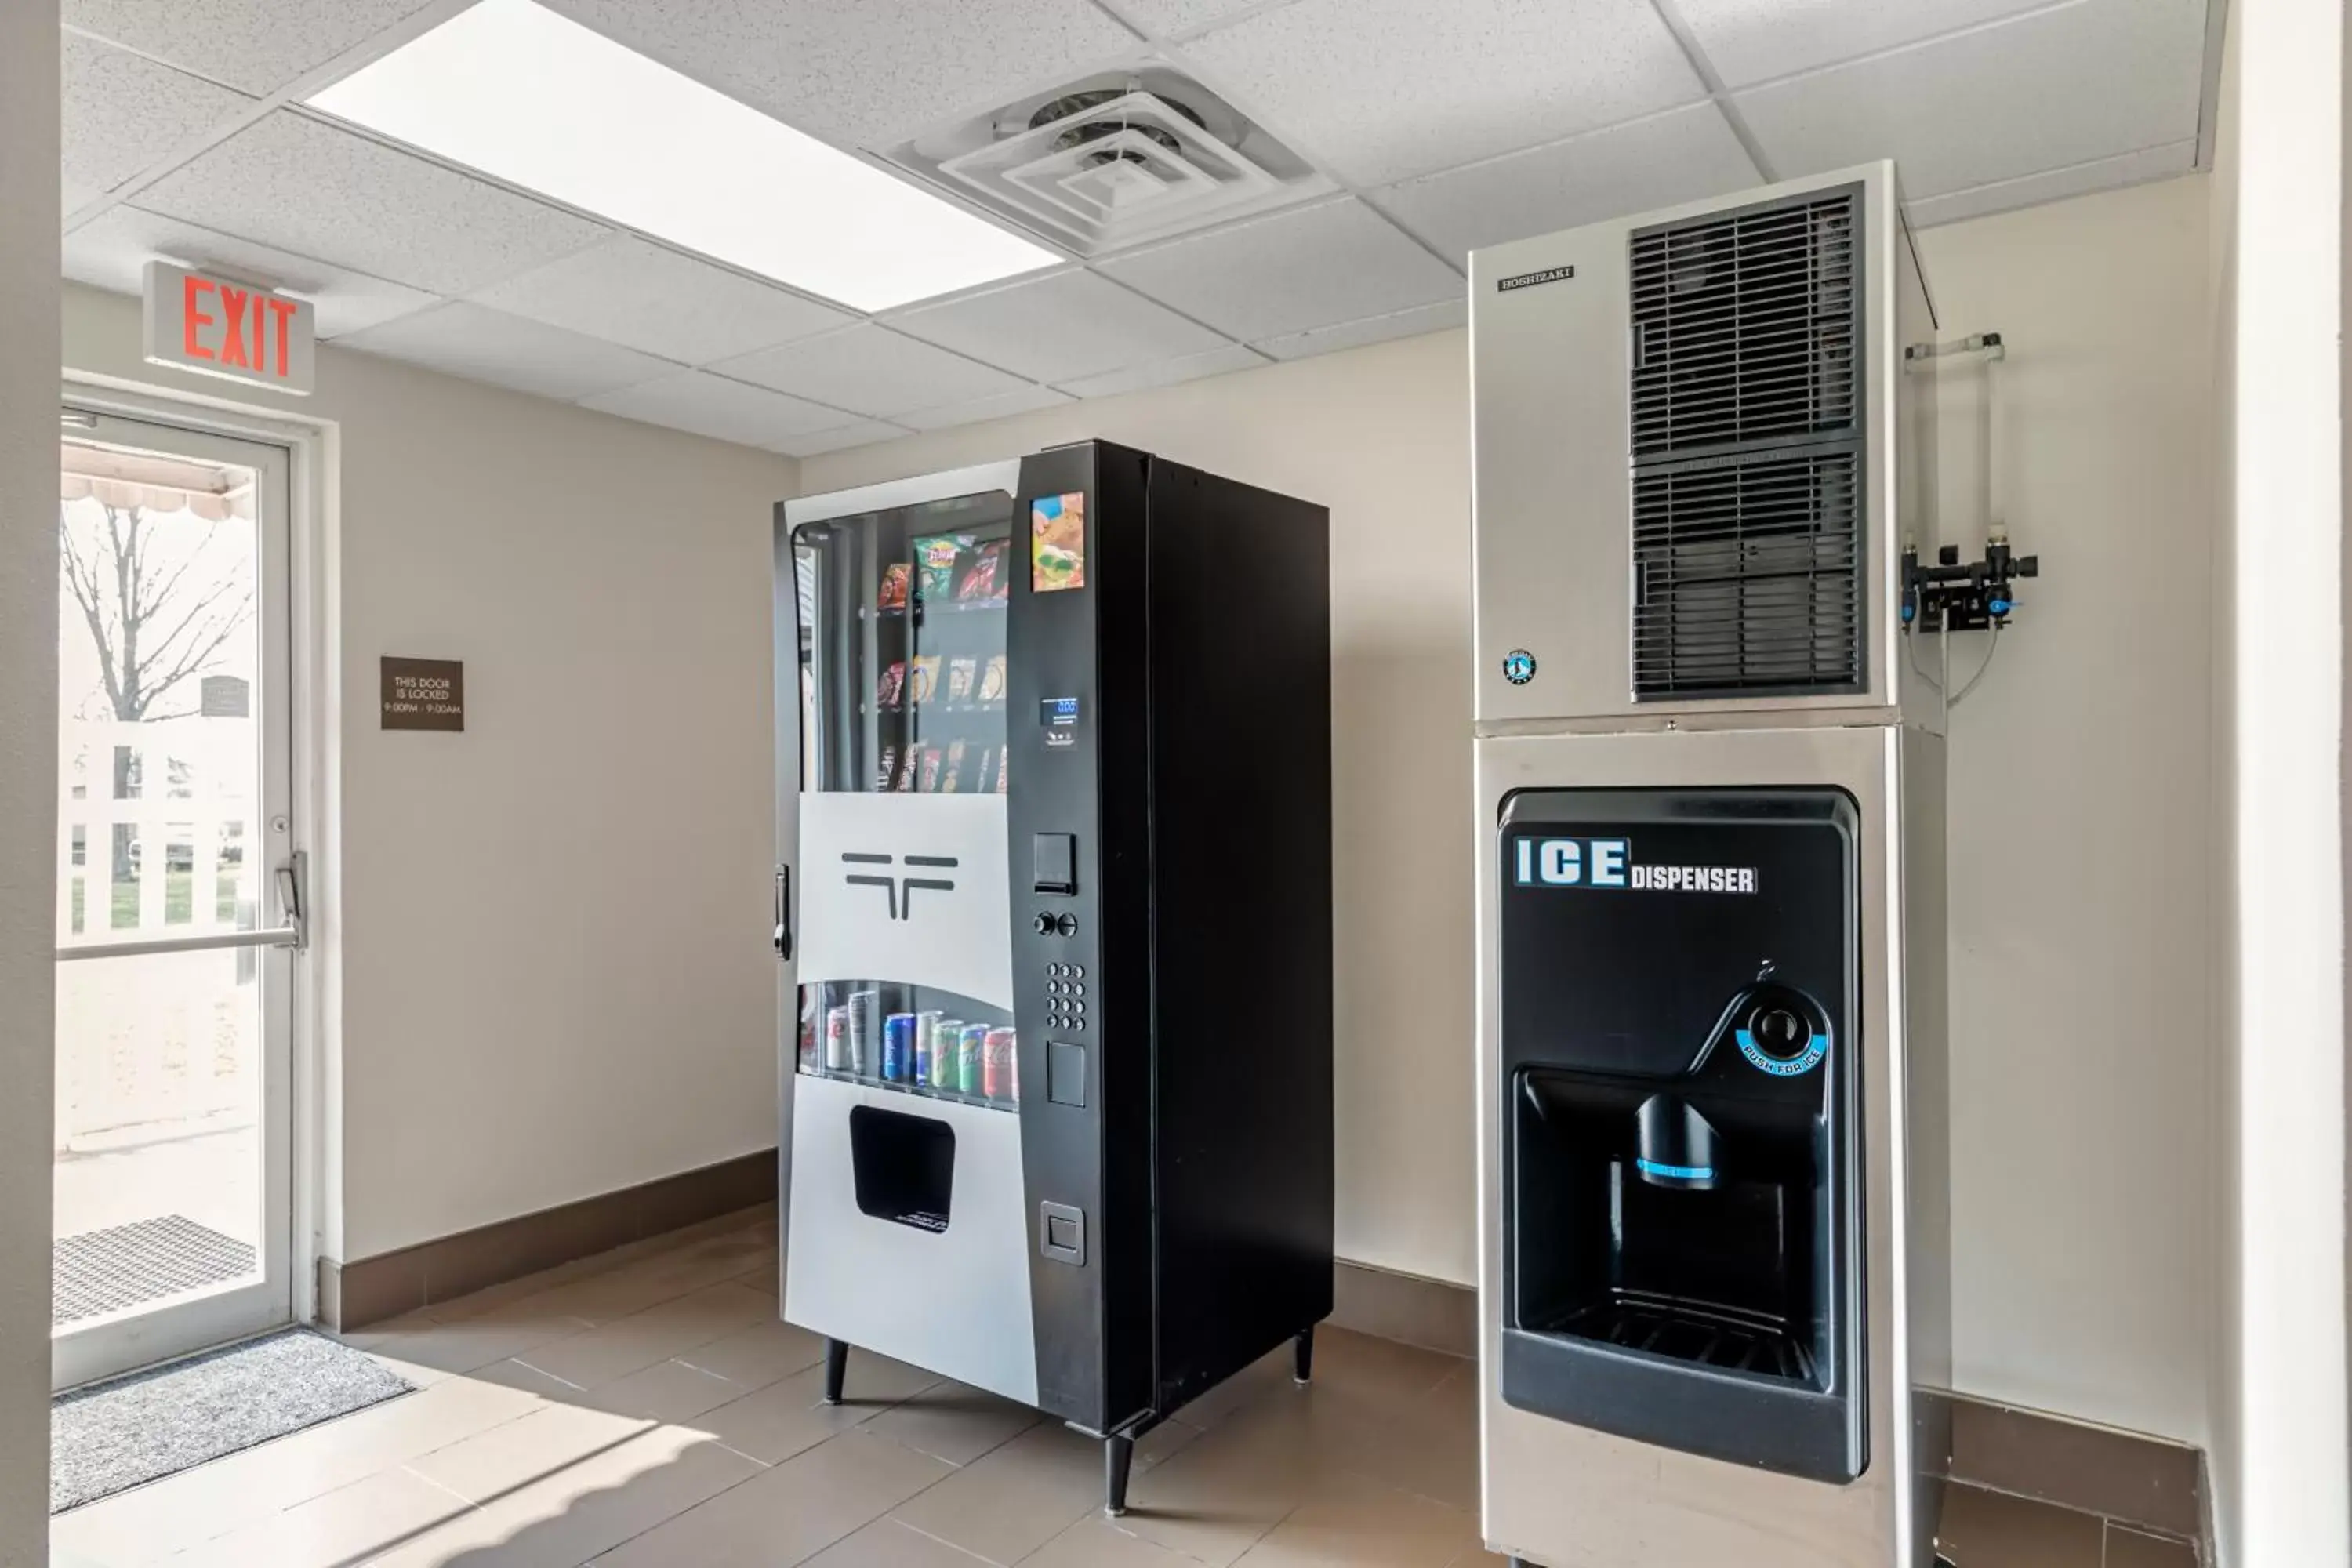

51,406,297,1391
793,491,1019,1113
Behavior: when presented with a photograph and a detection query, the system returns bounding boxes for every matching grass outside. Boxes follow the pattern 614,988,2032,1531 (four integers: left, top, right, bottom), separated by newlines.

70,872,243,933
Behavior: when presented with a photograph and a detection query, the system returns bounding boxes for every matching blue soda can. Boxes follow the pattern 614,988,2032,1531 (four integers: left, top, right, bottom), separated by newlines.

883,1013,916,1082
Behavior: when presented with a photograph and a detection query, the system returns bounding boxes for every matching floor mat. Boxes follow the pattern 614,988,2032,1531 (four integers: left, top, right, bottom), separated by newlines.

53,1216,258,1327
51,1329,415,1513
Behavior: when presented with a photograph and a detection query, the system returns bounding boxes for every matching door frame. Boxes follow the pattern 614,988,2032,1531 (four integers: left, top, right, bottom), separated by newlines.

58,376,332,1381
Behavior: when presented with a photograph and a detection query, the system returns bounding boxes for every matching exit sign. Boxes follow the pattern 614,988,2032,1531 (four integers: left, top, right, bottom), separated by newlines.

141,260,315,396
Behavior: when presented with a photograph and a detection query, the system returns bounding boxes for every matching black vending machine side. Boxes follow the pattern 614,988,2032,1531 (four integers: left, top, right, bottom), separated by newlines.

1005,441,1158,1434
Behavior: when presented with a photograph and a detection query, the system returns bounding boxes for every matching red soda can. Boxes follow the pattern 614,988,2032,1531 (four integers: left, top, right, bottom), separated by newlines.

982,1028,1016,1100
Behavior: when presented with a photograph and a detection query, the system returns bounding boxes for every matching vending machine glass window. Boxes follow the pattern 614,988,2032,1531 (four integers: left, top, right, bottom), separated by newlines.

793,489,1018,1110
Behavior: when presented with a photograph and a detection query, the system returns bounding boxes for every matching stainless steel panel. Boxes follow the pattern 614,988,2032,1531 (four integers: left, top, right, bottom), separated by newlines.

1468,163,1924,731
1474,725,1945,1568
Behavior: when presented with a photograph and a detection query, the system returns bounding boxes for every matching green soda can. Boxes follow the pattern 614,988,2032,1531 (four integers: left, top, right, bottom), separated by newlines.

957,1024,989,1097
929,1018,962,1090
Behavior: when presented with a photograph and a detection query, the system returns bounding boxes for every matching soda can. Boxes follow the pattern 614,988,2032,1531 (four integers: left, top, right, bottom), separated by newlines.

930,1018,963,1090
884,1013,916,1082
983,1028,1016,1101
824,1004,850,1072
847,990,878,1076
914,1011,945,1084
958,1024,988,1097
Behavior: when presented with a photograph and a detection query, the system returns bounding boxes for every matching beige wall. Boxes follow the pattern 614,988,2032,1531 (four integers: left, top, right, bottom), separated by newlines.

0,5,59,1560
804,332,1480,1286
1914,178,2217,1446
64,283,799,1263
803,176,2227,1446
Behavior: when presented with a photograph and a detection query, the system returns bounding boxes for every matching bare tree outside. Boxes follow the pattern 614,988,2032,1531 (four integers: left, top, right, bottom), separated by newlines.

57,499,256,880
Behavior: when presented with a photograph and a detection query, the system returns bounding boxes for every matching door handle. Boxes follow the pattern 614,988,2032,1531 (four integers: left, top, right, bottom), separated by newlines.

774,866,793,961
275,850,307,953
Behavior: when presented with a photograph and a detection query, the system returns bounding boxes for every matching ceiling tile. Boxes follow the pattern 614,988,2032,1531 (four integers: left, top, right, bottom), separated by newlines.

1674,0,2056,90
336,302,674,401
543,0,1140,149
580,371,854,448
1101,0,1269,38
891,270,1227,386
1098,198,1460,343
1058,343,1269,398
63,34,254,212
1181,0,1703,185
1376,104,1759,267
64,205,438,338
775,420,913,458
64,0,440,95
1254,298,1465,361
711,325,1033,419
898,386,1075,432
138,111,612,296
470,237,852,366
1907,140,2199,229
1732,0,2208,200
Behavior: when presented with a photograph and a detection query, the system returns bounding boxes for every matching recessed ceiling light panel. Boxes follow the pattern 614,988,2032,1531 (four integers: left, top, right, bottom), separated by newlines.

308,0,1060,312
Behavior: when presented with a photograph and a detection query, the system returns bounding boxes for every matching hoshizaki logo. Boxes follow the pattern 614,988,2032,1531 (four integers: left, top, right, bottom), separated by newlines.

1513,837,1758,894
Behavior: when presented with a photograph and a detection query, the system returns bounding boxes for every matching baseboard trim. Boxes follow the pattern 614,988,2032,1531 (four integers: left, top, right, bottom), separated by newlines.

1321,1265,2205,1544
320,1149,777,1330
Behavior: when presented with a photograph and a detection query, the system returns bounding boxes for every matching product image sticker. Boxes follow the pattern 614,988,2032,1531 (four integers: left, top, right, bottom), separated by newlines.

1032,492,1087,593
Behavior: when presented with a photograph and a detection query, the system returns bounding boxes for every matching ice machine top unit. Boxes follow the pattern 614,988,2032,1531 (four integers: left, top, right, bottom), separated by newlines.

1470,162,1940,731
774,441,1335,1515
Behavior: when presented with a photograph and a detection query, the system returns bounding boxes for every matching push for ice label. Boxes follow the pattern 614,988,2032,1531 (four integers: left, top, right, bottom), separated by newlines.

1514,836,1758,894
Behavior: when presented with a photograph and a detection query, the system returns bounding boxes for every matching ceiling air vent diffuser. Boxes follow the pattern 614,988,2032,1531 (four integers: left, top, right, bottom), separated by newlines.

888,67,1332,256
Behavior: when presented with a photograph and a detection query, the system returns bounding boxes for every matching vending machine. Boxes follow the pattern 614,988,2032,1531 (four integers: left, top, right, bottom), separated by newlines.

775,441,1334,1511
1469,163,1953,1566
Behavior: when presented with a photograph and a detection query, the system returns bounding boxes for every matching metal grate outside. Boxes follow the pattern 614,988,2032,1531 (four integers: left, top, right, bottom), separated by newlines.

54,1216,257,1327
1630,193,1858,459
1632,448,1862,699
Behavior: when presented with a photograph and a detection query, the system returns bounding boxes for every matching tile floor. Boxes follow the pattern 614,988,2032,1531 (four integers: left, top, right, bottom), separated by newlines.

50,1204,2179,1568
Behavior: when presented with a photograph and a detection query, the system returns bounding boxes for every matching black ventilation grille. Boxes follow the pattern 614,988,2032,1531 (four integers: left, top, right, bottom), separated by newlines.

1630,194,1858,458
1632,450,1861,699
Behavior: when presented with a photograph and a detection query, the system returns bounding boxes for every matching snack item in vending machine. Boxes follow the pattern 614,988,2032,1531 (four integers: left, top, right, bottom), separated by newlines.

893,750,918,791
956,539,1004,601
874,745,898,793
875,661,906,708
918,744,946,792
916,536,967,602
941,739,967,792
877,561,911,610
996,750,1009,793
946,656,978,706
908,655,942,706
978,654,1007,704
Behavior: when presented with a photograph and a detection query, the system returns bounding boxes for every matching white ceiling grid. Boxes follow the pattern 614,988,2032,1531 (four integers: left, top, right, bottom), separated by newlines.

60,0,2223,459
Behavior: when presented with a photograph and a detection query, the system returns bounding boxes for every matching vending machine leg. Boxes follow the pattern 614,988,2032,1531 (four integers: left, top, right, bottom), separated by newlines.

1293,1325,1316,1386
822,1339,848,1406
1104,1432,1135,1516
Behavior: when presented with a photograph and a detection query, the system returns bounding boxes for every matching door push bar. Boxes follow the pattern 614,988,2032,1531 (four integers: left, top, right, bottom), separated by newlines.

56,851,307,962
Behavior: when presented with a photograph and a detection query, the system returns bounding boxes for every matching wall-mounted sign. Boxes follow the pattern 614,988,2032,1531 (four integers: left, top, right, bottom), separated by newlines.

380,658,464,732
141,260,315,396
